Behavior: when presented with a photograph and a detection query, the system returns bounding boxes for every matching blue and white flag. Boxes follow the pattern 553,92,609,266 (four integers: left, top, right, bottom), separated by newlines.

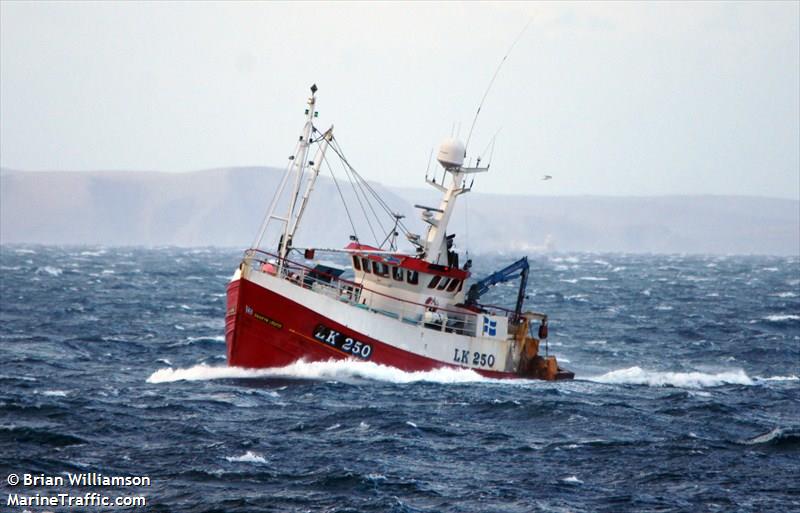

482,316,497,336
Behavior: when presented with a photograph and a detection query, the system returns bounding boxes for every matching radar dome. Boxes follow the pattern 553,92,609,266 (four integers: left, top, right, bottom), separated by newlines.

436,138,465,169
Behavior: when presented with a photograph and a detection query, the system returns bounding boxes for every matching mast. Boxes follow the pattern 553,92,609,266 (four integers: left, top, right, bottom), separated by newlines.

278,85,319,263
419,138,487,265
287,126,334,248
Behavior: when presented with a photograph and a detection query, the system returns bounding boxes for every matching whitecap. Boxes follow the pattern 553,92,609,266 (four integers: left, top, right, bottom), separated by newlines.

739,427,786,445
35,266,63,277
755,375,799,382
588,366,753,388
186,335,225,343
683,275,712,282
763,314,799,322
772,292,798,298
40,390,68,397
225,451,267,464
561,475,583,484
586,340,607,345
0,374,37,381
579,276,608,281
146,360,487,385
559,279,578,284
655,304,674,311
358,421,370,430
406,421,418,428
325,423,341,431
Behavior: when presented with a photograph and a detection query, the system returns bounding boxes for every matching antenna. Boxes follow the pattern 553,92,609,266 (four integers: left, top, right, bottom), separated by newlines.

464,19,533,153
425,147,433,180
487,135,498,168
480,128,502,162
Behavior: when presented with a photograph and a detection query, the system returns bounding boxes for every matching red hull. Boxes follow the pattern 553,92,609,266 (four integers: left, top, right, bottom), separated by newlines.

226,277,517,379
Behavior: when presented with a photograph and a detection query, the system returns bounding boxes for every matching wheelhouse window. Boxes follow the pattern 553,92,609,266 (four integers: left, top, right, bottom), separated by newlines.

352,256,361,271
361,257,371,273
392,266,404,281
446,278,460,292
437,277,450,290
407,270,419,285
428,275,441,289
372,261,388,277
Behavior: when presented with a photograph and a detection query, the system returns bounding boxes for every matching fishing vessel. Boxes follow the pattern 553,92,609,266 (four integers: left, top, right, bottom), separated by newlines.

225,86,573,380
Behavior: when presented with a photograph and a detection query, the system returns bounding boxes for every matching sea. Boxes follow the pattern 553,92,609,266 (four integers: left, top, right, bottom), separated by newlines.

1,246,798,513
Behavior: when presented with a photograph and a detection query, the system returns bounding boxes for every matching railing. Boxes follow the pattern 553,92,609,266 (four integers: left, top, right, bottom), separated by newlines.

241,248,513,338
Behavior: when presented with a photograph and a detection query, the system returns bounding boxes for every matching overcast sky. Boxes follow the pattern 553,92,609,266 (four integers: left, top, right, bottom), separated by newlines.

1,1,798,199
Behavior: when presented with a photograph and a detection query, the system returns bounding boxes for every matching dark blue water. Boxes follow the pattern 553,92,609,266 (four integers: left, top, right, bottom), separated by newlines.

1,246,798,512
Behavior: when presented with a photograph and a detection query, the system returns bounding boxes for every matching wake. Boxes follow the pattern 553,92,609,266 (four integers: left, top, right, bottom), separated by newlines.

146,360,486,385
147,360,798,389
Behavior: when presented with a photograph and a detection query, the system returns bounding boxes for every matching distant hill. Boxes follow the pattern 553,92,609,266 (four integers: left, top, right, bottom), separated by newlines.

1,167,798,255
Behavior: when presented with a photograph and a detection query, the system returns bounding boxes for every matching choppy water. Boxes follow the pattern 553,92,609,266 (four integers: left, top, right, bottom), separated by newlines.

1,246,798,512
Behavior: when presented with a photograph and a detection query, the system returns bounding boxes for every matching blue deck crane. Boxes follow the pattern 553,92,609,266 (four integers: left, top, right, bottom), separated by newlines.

465,257,529,322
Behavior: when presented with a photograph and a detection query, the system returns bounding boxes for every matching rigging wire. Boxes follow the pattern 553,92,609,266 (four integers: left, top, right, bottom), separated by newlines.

334,142,381,245
252,138,303,248
322,155,359,241
340,147,388,238
327,137,413,239
464,18,533,153
464,193,470,262
255,123,416,253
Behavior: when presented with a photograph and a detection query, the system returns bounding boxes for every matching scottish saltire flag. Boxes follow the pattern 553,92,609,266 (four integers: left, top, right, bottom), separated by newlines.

482,316,497,336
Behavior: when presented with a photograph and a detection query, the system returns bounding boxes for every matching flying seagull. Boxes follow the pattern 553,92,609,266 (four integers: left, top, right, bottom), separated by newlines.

542,175,552,181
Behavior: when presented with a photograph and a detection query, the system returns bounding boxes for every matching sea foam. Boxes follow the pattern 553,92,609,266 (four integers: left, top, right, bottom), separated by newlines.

146,360,486,385
763,314,799,322
225,451,267,464
588,366,754,388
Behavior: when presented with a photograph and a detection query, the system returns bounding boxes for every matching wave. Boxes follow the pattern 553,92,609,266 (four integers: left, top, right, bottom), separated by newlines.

146,360,486,385
35,266,63,277
588,366,753,388
763,314,799,322
739,427,800,448
0,425,86,447
225,451,267,464
755,375,799,382
40,390,69,397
